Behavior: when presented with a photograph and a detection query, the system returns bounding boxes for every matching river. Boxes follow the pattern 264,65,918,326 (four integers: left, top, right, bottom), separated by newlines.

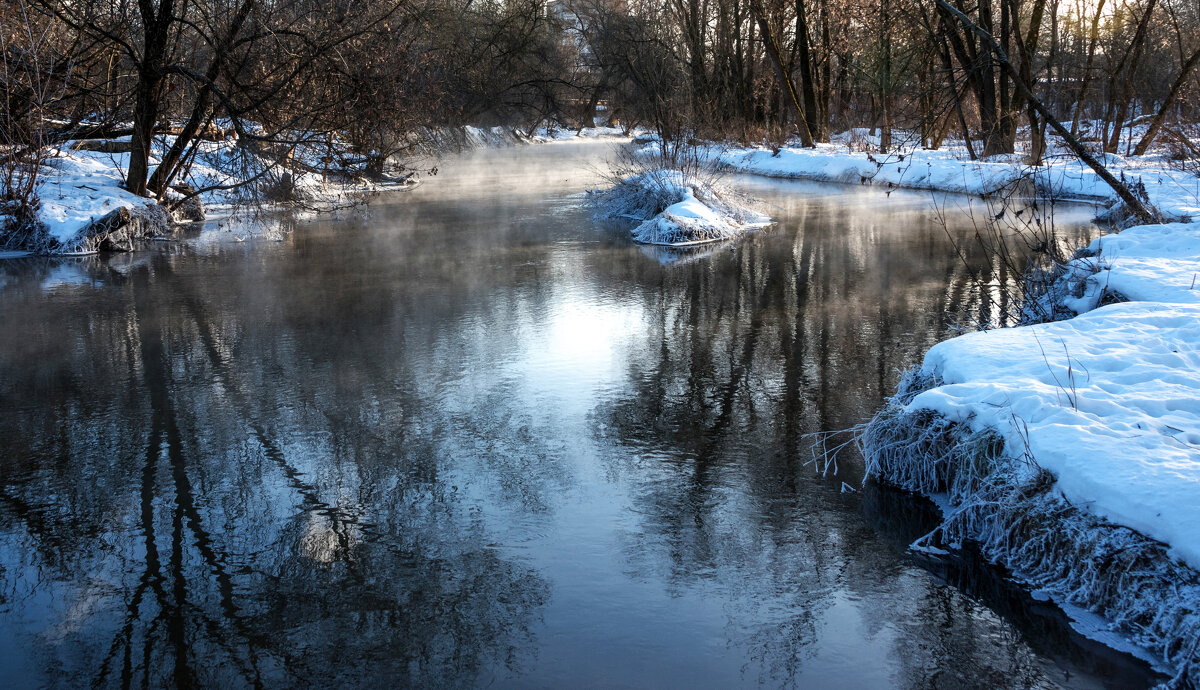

0,141,1160,688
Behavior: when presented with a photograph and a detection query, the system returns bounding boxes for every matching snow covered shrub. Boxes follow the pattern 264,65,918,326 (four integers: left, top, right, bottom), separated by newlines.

0,2,65,252
591,168,769,245
937,178,1084,329
590,138,770,246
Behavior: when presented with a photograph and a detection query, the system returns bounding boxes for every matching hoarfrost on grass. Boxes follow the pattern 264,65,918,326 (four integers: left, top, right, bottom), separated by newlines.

859,394,1200,685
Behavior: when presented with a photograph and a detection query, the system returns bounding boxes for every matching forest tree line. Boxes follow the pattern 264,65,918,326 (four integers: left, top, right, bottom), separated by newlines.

567,0,1200,159
1,0,1198,204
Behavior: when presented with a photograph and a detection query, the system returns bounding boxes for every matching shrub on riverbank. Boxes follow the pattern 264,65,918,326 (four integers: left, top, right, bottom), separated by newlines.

590,139,770,246
591,168,770,246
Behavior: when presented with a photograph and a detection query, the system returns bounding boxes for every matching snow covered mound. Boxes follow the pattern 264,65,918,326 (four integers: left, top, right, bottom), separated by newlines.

1082,222,1200,304
860,213,1200,682
592,169,770,246
909,301,1200,569
35,152,163,250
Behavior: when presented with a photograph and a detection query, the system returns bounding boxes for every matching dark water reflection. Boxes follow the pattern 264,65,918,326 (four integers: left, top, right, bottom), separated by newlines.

0,142,1160,688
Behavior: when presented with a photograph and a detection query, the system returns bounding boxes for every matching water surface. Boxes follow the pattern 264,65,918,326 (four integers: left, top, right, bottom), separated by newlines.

0,142,1160,688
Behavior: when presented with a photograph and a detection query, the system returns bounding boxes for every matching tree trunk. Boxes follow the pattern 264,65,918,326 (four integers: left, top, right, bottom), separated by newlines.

879,0,893,152
1105,0,1157,152
1132,47,1200,155
936,0,1159,223
749,0,815,146
126,0,175,197
1069,0,1105,135
937,29,977,159
795,0,824,140
128,69,165,197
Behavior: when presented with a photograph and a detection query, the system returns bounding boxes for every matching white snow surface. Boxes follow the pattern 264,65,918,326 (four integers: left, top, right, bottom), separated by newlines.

908,296,1200,569
1086,222,1200,304
533,125,632,142
35,152,160,243
595,169,771,246
713,138,1200,222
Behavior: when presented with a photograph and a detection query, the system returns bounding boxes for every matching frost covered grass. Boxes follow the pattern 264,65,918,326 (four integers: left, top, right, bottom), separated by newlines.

860,375,1200,687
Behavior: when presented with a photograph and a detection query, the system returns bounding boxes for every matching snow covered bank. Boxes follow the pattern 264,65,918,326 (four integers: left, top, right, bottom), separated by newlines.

532,124,632,143
861,388,1200,684
713,138,1200,224
3,132,431,255
859,211,1200,681
590,169,770,246
17,151,179,254
1,123,638,256
902,302,1200,566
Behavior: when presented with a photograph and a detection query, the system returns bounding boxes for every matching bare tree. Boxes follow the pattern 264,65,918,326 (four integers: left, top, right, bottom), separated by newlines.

1,0,74,245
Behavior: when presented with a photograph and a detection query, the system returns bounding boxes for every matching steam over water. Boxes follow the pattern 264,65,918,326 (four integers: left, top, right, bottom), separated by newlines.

0,141,1161,687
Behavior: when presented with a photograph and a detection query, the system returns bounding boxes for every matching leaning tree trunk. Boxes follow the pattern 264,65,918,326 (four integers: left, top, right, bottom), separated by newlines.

1132,47,1200,156
936,0,1158,224
147,0,255,198
749,0,816,147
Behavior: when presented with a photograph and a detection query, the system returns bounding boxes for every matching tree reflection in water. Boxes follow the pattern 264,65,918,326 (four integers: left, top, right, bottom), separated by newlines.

0,251,550,687
0,143,1162,688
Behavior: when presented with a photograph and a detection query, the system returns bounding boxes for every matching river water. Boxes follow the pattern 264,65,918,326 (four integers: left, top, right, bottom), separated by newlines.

0,141,1160,688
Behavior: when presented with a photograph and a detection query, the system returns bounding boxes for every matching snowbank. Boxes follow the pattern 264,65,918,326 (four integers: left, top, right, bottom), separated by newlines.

859,188,1200,681
35,153,164,247
5,132,423,254
908,302,1200,568
1081,222,1200,304
714,139,1200,224
860,392,1200,684
404,125,531,155
591,169,770,246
